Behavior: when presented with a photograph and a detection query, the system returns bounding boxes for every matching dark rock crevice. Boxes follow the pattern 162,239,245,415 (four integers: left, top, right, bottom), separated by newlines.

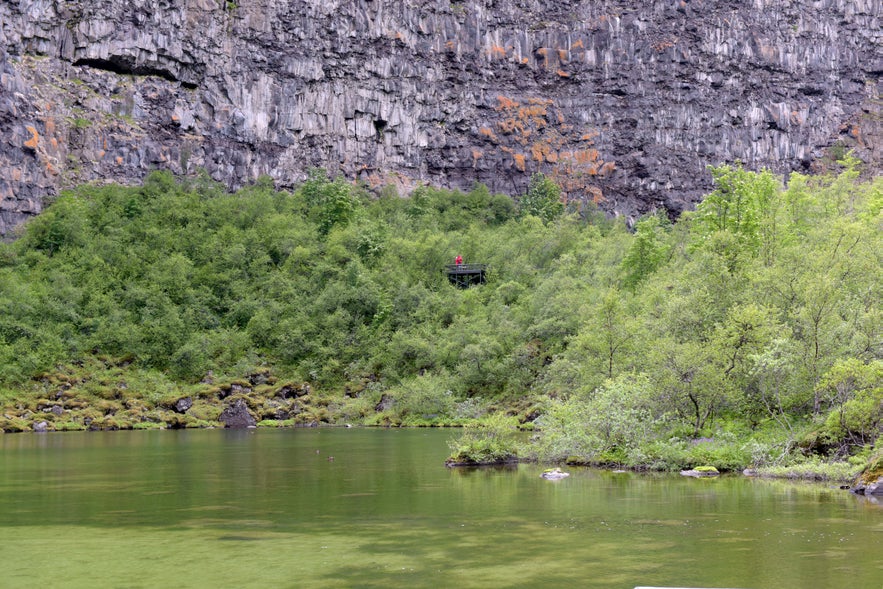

72,57,197,89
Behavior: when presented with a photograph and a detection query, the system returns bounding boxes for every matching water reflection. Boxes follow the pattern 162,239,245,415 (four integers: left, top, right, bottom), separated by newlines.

0,429,879,588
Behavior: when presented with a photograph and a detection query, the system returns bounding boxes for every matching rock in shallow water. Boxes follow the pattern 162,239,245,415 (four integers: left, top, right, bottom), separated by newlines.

680,466,720,478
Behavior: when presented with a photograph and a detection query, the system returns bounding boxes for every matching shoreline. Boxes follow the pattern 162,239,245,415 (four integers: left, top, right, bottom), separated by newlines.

2,417,869,488
2,367,877,490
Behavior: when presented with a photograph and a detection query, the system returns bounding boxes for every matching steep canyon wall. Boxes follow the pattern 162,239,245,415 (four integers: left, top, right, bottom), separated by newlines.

1,0,880,234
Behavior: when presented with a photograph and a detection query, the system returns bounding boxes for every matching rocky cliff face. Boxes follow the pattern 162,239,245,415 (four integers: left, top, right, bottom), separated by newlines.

1,0,880,234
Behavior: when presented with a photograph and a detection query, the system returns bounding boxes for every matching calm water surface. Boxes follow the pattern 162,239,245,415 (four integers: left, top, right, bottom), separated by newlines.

1,429,880,588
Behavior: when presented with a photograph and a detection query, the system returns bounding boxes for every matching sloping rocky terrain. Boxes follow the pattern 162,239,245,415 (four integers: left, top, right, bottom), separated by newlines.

1,0,880,234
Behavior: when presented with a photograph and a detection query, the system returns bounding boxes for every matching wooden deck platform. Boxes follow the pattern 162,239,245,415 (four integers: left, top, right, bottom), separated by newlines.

445,263,487,288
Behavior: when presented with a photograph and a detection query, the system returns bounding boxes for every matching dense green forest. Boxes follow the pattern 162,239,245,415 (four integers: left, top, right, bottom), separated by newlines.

0,160,880,477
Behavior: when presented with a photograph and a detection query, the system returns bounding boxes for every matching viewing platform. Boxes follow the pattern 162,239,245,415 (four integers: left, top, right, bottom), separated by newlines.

445,263,487,288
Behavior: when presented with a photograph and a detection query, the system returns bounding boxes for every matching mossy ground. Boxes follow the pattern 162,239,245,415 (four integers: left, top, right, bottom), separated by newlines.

0,360,336,432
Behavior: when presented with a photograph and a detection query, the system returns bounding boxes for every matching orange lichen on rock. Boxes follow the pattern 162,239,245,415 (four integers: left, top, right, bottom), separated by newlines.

496,95,519,111
486,96,613,189
478,127,499,142
550,169,606,206
498,117,520,135
520,101,549,125
530,141,559,163
367,173,385,189
489,44,507,58
557,69,570,77
24,126,39,149
116,156,124,165
568,148,600,165
495,98,552,142
846,124,865,146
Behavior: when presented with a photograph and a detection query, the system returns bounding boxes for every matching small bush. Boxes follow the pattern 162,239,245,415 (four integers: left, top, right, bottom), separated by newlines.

55,421,87,431
132,422,165,430
755,457,863,482
446,414,521,465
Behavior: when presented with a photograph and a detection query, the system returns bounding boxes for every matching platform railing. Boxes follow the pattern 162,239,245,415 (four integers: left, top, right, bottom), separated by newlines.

445,263,487,274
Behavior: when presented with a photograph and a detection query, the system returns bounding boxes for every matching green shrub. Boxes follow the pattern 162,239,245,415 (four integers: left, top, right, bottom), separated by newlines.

388,373,457,422
55,421,87,432
446,414,521,465
532,374,656,462
755,457,863,482
132,422,164,430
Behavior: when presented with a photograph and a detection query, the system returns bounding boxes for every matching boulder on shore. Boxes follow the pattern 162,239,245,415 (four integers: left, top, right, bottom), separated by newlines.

219,399,257,428
174,397,193,414
851,476,883,496
850,452,883,496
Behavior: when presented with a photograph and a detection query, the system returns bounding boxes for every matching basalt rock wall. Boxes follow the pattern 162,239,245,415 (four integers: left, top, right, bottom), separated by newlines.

1,0,880,234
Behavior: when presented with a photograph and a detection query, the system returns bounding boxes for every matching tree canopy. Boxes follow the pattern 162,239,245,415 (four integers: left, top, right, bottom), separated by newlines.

0,163,879,469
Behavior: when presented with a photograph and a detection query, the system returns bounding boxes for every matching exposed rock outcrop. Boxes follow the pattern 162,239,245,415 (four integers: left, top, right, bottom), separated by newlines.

1,0,880,235
851,476,883,496
218,399,257,428
174,397,193,414
851,453,883,496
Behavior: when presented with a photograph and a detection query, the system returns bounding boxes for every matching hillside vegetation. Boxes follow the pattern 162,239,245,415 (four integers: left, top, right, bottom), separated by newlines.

0,162,879,475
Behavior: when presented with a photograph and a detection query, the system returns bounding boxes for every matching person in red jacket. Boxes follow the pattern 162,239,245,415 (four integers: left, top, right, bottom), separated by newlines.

455,254,463,265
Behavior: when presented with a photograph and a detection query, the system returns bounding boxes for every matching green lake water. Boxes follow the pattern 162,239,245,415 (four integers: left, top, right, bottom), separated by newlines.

1,428,880,588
